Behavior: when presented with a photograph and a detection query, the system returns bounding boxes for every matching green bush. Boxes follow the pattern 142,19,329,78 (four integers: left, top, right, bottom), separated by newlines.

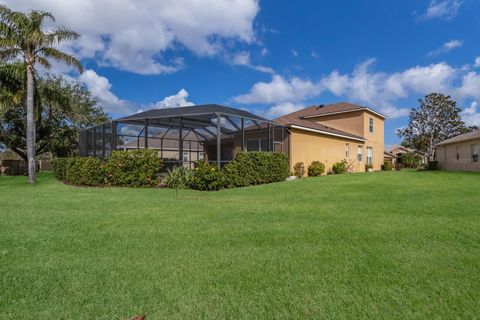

51,158,68,180
307,161,325,177
382,161,394,171
427,160,438,170
223,152,290,187
103,150,163,187
165,166,191,190
189,161,224,191
365,163,374,171
65,157,105,186
399,152,422,168
331,160,347,174
293,162,305,178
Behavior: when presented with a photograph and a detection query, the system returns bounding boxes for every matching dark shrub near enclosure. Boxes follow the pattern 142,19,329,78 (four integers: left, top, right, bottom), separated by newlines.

51,158,68,180
427,160,438,170
52,150,163,187
66,157,105,186
331,160,347,174
102,150,163,187
224,152,290,187
382,161,394,171
307,161,325,177
189,161,224,191
399,152,422,168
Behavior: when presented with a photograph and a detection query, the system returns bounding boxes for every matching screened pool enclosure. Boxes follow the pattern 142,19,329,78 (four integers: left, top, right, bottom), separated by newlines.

78,104,289,169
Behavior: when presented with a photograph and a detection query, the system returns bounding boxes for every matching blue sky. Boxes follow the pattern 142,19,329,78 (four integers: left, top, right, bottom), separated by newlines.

4,0,480,144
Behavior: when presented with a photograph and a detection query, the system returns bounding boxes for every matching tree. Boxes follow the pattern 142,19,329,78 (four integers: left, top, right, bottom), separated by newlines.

0,5,83,183
398,93,467,160
0,74,108,160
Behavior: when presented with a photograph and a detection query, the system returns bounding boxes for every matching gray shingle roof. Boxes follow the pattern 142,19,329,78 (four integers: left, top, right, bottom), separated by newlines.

436,129,480,146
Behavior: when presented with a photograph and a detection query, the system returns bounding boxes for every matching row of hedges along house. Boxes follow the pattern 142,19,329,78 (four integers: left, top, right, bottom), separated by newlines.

78,102,386,175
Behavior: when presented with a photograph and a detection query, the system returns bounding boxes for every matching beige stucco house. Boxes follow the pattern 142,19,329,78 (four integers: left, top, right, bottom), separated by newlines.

385,145,427,165
435,129,480,172
275,102,386,173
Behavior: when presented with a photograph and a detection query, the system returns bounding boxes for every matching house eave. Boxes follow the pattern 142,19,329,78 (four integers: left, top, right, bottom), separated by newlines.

289,125,366,142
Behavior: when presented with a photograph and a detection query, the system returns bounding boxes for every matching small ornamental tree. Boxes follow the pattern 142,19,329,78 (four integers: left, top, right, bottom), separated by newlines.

398,93,468,160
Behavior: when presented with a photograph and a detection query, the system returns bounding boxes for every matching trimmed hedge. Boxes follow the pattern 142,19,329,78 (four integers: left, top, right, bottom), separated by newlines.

189,161,224,191
382,161,394,171
103,150,163,187
308,161,325,177
224,152,290,187
331,160,347,174
52,150,163,187
51,157,68,180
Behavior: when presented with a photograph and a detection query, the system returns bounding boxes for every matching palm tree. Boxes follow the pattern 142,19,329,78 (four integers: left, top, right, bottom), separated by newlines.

0,5,83,183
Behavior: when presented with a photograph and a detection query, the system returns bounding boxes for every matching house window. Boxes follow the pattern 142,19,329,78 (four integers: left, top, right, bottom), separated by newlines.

357,145,363,162
198,152,204,160
246,138,268,151
456,146,460,161
471,144,478,162
369,118,374,133
367,147,373,165
183,152,189,162
346,143,349,160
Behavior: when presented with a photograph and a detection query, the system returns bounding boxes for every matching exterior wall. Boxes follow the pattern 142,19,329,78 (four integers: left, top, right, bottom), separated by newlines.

362,111,384,171
305,110,385,171
308,111,365,137
289,129,367,174
436,139,480,171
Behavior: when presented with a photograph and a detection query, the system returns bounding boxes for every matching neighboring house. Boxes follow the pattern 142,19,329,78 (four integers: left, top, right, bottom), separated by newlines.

435,129,480,172
275,102,386,173
384,151,396,165
386,145,427,165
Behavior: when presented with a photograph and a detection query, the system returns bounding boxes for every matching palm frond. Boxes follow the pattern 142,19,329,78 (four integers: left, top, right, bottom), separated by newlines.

38,47,83,73
36,56,51,69
45,27,80,46
0,48,21,62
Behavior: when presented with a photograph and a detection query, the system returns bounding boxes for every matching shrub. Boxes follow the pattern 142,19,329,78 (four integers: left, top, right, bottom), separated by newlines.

103,150,163,187
293,162,305,178
65,157,105,186
189,161,224,191
307,161,325,177
165,166,191,197
223,152,290,187
399,152,422,168
365,163,374,171
382,161,393,171
427,160,438,170
51,158,68,180
331,160,347,174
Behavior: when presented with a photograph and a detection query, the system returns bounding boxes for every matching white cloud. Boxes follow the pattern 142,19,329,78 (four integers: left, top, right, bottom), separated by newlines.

78,70,133,114
260,48,269,56
462,101,480,126
428,39,463,56
311,50,320,59
229,52,274,74
233,75,323,104
474,57,480,68
422,0,462,20
291,49,299,57
4,0,260,75
265,102,304,118
149,89,195,109
234,58,480,119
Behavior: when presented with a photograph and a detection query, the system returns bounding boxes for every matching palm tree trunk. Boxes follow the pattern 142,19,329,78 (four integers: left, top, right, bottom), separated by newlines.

26,65,36,183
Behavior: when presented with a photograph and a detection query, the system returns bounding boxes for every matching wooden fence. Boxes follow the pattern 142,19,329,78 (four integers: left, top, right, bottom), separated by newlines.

0,160,52,176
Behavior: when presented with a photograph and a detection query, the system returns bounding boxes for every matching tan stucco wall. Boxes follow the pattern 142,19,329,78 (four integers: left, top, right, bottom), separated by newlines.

362,111,384,171
308,111,365,137
436,139,480,171
289,129,373,174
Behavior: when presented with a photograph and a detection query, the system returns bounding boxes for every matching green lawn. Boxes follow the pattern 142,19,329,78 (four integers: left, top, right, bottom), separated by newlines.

1,170,480,319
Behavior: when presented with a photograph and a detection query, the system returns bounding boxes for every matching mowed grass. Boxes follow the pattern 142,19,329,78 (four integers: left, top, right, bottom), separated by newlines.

1,170,480,319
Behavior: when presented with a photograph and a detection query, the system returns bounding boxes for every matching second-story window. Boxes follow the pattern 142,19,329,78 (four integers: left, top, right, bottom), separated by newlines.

369,117,374,133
